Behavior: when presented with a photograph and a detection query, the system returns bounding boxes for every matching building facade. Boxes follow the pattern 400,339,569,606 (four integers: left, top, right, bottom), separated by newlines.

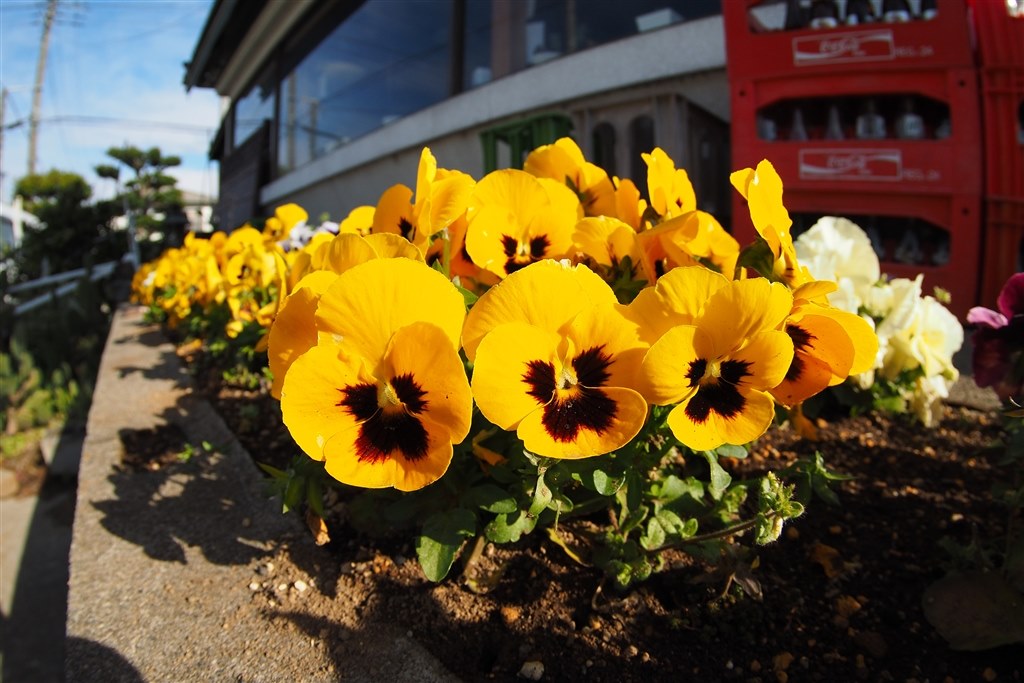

186,0,729,230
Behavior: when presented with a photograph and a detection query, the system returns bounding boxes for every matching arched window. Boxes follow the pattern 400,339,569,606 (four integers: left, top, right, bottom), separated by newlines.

591,122,617,178
629,115,655,189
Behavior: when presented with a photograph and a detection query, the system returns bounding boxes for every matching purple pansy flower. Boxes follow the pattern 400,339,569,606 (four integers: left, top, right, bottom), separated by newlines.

967,272,1024,402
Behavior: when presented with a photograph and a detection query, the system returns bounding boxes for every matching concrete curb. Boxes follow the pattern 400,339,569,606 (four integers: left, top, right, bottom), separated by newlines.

66,304,459,682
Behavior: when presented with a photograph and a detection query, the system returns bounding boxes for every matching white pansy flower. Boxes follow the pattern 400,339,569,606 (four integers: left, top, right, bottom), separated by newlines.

795,216,881,312
910,374,954,428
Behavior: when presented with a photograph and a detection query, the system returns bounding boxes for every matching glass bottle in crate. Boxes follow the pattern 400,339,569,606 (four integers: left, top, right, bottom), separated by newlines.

809,0,840,28
855,99,887,140
784,0,809,30
919,0,938,20
789,105,809,141
824,104,845,140
895,97,925,139
844,0,876,24
881,0,912,23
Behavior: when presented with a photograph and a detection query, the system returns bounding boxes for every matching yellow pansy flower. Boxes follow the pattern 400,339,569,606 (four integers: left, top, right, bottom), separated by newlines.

730,160,813,287
464,169,578,279
280,258,471,491
524,137,617,217
467,260,648,458
642,278,794,450
643,147,697,220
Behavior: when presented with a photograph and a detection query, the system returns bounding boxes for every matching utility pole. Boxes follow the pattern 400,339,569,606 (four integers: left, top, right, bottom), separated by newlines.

28,0,58,177
1,86,7,188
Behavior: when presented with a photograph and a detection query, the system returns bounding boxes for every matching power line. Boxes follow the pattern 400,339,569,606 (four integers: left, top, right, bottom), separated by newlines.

5,114,214,134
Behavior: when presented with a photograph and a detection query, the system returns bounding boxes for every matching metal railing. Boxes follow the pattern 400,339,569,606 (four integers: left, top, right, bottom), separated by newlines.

7,259,120,316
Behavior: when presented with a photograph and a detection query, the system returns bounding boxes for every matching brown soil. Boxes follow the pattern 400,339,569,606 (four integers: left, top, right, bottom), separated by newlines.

196,362,1023,683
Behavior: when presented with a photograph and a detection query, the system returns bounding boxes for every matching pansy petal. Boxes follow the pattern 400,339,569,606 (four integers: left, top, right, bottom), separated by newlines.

280,344,368,461
372,184,416,241
363,232,423,260
698,279,792,358
731,328,796,391
565,303,647,394
268,270,339,399
323,413,454,492
641,325,710,405
997,272,1024,319
311,233,378,273
316,258,466,362
517,385,648,459
385,321,473,444
472,322,562,430
462,260,617,361
626,266,730,344
811,306,878,376
669,387,775,451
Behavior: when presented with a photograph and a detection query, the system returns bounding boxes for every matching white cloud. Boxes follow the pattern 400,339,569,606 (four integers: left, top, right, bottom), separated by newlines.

0,0,220,202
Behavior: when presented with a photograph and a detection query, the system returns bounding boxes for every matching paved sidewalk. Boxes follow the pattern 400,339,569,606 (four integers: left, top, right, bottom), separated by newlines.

64,305,458,682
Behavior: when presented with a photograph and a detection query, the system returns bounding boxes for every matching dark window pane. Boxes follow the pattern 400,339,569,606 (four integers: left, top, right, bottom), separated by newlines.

234,69,275,150
629,115,655,186
591,122,616,178
278,0,453,175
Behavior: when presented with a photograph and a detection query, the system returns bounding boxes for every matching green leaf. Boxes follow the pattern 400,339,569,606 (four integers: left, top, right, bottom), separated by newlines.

484,510,537,543
590,468,624,496
415,508,477,582
257,462,288,480
701,451,732,500
456,283,479,308
462,483,518,514
736,236,777,280
528,472,553,516
656,509,697,538
715,443,748,459
620,505,650,536
652,474,703,504
625,468,643,511
640,516,666,550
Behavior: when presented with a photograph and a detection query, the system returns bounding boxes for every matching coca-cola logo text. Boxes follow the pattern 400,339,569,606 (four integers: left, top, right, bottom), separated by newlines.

793,30,895,65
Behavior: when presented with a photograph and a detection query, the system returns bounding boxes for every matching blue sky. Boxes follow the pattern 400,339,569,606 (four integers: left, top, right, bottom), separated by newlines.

0,0,220,203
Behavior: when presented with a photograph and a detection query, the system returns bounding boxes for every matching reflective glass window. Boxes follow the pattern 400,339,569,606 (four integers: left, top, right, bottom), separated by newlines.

233,70,275,149
278,0,453,175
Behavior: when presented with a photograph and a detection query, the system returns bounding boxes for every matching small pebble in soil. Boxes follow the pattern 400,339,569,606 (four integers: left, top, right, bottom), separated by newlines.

248,581,259,591
518,660,544,680
293,579,308,593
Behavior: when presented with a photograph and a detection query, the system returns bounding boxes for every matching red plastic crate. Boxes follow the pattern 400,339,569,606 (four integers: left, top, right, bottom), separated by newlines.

731,69,982,197
732,189,982,319
971,0,1024,68
979,197,1024,306
979,65,1024,197
724,0,975,82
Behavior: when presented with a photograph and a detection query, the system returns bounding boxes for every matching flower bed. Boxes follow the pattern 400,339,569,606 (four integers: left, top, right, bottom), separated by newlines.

131,141,1023,678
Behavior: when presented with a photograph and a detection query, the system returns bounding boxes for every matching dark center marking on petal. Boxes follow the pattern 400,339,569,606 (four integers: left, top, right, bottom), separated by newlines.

686,358,707,388
720,359,752,385
391,373,428,413
501,235,518,258
353,411,429,463
337,383,378,421
337,381,429,463
398,217,415,240
572,345,612,388
682,359,752,424
523,360,556,405
541,386,617,443
785,325,816,382
685,381,746,424
501,235,551,274
529,235,550,259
